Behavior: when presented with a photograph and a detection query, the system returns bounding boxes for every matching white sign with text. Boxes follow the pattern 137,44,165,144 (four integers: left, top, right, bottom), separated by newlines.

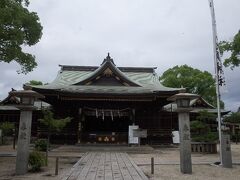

128,125,139,144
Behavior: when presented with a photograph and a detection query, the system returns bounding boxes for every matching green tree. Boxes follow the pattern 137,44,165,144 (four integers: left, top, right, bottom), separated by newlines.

28,80,43,86
39,110,71,163
191,110,217,136
190,120,208,135
0,0,42,74
0,122,14,144
219,30,240,69
224,112,240,124
190,110,218,142
196,110,217,123
159,65,222,107
223,112,240,143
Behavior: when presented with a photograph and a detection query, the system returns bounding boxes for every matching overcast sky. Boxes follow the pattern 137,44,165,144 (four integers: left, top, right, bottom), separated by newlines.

0,0,239,111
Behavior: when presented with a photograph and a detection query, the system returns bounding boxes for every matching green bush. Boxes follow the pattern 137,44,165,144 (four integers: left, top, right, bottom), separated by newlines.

190,111,219,143
0,122,14,144
28,151,45,172
34,139,47,151
0,122,14,136
190,120,209,134
192,132,218,142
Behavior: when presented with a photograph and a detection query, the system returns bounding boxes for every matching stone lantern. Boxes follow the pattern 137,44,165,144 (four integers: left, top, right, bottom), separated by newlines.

168,93,199,174
10,90,44,175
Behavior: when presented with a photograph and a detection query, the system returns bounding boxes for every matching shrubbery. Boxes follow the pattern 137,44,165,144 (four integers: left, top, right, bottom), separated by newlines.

191,132,218,142
28,151,45,172
0,122,14,144
34,139,47,151
190,110,218,142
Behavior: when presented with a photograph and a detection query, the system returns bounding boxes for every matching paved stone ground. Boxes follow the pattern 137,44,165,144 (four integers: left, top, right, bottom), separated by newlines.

1,144,240,179
61,152,148,180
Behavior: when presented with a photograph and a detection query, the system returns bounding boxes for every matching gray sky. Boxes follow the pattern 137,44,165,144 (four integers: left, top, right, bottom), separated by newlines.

0,0,240,111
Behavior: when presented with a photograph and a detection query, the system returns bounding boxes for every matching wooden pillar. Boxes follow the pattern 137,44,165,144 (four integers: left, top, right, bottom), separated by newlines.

132,109,136,125
232,125,235,135
78,108,83,144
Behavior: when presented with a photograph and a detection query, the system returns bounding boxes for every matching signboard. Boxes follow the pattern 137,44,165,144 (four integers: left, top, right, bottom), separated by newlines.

172,131,180,144
128,125,139,144
133,129,147,138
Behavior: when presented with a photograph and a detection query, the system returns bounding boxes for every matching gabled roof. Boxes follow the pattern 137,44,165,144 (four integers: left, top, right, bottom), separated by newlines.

190,97,215,109
0,89,20,105
164,96,229,114
30,54,183,96
74,54,140,87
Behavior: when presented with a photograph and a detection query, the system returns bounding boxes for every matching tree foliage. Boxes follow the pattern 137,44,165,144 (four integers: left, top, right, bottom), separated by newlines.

190,120,208,134
39,110,71,133
160,65,221,107
28,80,43,86
219,30,240,69
28,151,46,172
0,122,14,136
224,112,240,124
0,122,14,144
196,110,217,123
0,0,42,74
190,110,218,142
39,110,71,164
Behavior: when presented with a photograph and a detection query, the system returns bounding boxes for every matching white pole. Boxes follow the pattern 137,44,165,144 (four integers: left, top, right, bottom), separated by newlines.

208,0,223,164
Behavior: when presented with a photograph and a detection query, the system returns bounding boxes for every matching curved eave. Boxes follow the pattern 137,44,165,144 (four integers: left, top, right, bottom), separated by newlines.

190,97,215,109
190,108,230,115
74,61,141,87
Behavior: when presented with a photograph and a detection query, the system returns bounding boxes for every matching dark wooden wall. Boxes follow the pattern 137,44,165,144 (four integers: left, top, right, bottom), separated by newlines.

0,99,180,145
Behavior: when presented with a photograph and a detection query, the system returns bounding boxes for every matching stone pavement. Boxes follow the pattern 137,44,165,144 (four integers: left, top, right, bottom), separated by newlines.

61,152,148,180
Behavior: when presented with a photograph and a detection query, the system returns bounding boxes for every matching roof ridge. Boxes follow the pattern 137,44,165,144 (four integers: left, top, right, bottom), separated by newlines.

59,65,156,73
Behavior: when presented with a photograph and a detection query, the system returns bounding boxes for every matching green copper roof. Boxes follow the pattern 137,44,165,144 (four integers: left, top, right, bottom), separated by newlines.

31,55,182,95
33,70,181,93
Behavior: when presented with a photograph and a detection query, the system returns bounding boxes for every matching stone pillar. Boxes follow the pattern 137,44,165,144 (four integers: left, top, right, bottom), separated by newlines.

16,111,32,175
167,92,198,174
178,112,192,174
221,134,232,168
9,89,44,175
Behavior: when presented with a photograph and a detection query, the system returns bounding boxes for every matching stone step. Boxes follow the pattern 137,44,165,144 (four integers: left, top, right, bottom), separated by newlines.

52,145,154,153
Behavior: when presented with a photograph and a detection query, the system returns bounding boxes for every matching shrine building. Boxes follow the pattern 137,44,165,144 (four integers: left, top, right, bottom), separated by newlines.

1,54,223,144
26,54,183,144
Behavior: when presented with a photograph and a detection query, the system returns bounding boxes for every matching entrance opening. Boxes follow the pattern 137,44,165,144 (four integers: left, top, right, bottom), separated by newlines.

84,116,130,132
81,109,132,144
